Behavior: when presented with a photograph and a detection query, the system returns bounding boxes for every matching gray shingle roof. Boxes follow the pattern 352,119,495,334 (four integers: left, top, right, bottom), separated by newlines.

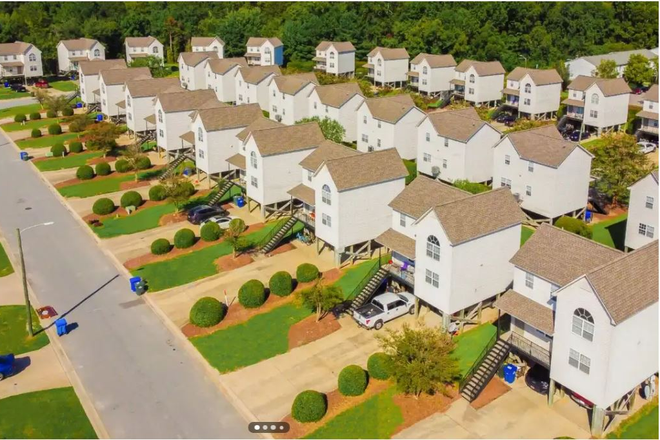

424,107,495,142
507,67,562,86
250,122,324,157
582,49,657,67
389,175,470,219
299,139,361,171
455,59,505,76
79,59,126,76
194,104,262,132
125,77,182,98
100,67,152,85
504,125,589,169
494,289,555,335
323,149,408,192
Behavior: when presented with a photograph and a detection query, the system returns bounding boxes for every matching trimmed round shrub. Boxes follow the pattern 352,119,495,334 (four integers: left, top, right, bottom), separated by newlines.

29,112,41,120
31,128,42,138
46,109,57,118
92,198,115,216
181,181,196,197
291,390,327,423
114,159,132,173
68,141,83,153
296,263,320,283
120,190,142,208
338,365,368,396
62,107,74,117
367,352,393,380
14,114,26,123
136,156,151,170
200,221,222,242
269,271,293,297
76,165,94,180
173,228,195,249
150,238,171,255
47,123,62,135
50,143,67,157
189,297,226,328
149,184,167,202
238,279,266,308
555,216,592,239
95,162,111,176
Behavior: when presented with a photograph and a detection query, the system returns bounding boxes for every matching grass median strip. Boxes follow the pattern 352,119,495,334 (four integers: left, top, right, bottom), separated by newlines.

0,305,49,355
94,203,177,238
0,89,30,100
49,80,78,92
16,132,81,150
0,103,42,119
2,117,66,133
58,173,136,198
0,241,14,277
34,151,103,172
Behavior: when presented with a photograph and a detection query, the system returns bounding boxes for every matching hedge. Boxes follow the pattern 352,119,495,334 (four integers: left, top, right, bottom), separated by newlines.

149,184,167,201
29,112,41,120
120,191,142,208
14,114,26,123
46,109,57,118
189,297,226,328
338,365,368,396
50,143,67,157
92,198,115,216
238,279,266,308
114,159,132,173
555,216,592,239
291,390,327,423
136,156,151,170
76,165,94,180
296,263,319,283
200,222,222,242
69,141,83,153
62,107,74,117
31,128,42,138
47,123,62,135
150,238,171,255
367,352,393,380
269,271,293,297
173,228,195,249
95,162,111,176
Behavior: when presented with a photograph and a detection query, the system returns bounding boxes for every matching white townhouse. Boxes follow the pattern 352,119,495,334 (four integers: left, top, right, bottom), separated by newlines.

57,38,105,73
308,83,364,143
625,170,658,251
414,188,524,328
204,57,248,103
154,89,224,155
636,84,658,138
235,65,282,111
313,149,408,265
313,41,356,76
244,37,284,66
566,48,658,80
365,47,410,88
562,76,631,135
226,117,284,182
450,60,505,106
503,67,563,119
268,73,319,125
191,37,225,56
375,176,471,287
190,104,262,182
551,241,658,436
99,67,152,118
417,107,501,183
408,53,456,96
244,122,325,215
492,125,593,221
124,77,182,134
356,94,425,160
0,42,43,80
125,36,164,64
79,59,126,106
178,51,219,90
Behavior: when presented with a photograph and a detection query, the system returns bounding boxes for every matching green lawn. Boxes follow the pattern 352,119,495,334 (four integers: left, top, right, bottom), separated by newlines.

0,88,30,100
335,255,391,300
403,159,417,185
591,214,627,250
16,132,82,150
521,226,535,245
0,387,97,439
94,203,177,238
305,386,404,439
58,173,135,198
608,400,658,439
2,117,65,133
0,103,42,119
192,303,312,373
452,323,497,377
581,138,609,150
0,241,14,277
34,151,103,172
49,80,78,92
0,305,49,355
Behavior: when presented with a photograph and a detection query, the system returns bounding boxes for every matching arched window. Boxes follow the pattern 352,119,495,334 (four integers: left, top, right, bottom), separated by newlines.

28,53,36,62
524,83,531,93
93,48,100,57
157,110,163,123
572,308,594,341
426,235,440,261
265,47,271,54
153,46,159,54
321,184,331,205
591,94,599,105
422,66,428,74
377,59,382,67
250,151,257,169
197,127,203,142
329,52,335,60
469,74,475,84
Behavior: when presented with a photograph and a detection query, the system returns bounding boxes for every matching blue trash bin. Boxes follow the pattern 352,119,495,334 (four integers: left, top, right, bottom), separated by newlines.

236,196,245,208
96,114,103,122
503,363,518,384
20,152,28,161
55,318,68,336
76,102,82,108
129,276,142,292
3,82,9,88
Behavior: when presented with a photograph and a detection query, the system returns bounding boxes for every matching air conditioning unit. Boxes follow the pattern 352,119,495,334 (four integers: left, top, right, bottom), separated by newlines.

431,166,440,177
275,114,282,122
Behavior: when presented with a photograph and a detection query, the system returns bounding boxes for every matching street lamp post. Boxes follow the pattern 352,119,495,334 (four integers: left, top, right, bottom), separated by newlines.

519,55,528,68
16,222,54,337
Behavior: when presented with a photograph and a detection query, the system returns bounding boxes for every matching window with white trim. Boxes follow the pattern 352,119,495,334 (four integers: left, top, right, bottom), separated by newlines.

469,74,475,84
158,110,163,123
250,151,257,169
363,115,367,124
524,83,531,93
504,154,510,165
525,272,534,289
528,161,534,172
468,88,474,94
568,349,591,374
591,93,599,104
251,176,258,188
361,134,368,142
158,129,164,137
526,185,532,196
322,213,331,226
646,196,654,209
378,120,381,128
29,53,36,62
639,223,654,238
377,139,381,148
321,184,331,205
425,132,430,142
313,102,317,110
426,235,440,261
197,127,203,142
422,66,428,74
442,159,447,169
425,269,439,287
198,149,204,159
523,98,531,105
572,308,594,341
590,109,598,118
399,212,406,227
444,138,449,147
500,177,511,188
93,48,100,57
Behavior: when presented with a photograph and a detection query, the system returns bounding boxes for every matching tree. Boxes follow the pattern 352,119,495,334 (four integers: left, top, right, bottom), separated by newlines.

595,59,618,79
377,323,459,398
84,122,122,156
296,278,343,322
224,218,246,258
122,143,147,181
590,133,654,206
129,55,169,78
162,174,194,211
623,54,653,86
33,89,50,109
295,116,346,143
43,94,70,115
68,114,92,133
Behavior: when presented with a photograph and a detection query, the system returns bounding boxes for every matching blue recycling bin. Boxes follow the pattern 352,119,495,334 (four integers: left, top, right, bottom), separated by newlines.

129,276,142,292
236,196,245,208
55,318,68,336
76,102,82,108
585,210,592,223
96,114,103,122
503,363,518,384
3,82,9,88
20,152,28,161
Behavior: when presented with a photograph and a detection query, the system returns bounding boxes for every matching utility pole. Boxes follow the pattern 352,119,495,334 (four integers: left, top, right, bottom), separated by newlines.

17,228,33,337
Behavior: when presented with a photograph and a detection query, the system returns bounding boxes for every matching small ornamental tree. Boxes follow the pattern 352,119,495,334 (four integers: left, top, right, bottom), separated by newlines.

68,114,91,133
150,238,171,255
291,390,327,423
85,122,122,156
296,279,343,321
92,198,115,215
76,165,94,180
174,228,195,249
555,216,592,239
595,59,618,79
189,297,226,327
162,175,194,211
122,143,148,181
238,279,266,308
338,365,368,396
95,162,111,176
295,116,346,143
224,218,246,258
269,271,293,297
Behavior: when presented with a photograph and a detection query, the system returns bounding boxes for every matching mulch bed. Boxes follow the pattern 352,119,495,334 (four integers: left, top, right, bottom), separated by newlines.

392,387,458,435
288,314,341,351
469,376,510,410
592,204,627,223
159,211,187,226
267,242,296,256
215,253,254,271
120,180,150,190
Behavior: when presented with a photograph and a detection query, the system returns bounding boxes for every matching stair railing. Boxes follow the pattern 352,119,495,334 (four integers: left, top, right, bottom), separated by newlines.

458,331,498,392
256,216,291,250
346,258,382,302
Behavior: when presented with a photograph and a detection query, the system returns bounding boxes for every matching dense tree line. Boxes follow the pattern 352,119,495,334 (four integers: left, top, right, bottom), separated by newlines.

0,2,657,73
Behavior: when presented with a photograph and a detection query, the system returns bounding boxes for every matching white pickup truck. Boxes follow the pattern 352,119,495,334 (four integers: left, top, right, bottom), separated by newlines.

353,291,416,330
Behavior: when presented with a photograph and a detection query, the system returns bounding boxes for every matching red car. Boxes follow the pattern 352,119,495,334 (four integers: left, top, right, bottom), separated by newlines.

34,78,49,88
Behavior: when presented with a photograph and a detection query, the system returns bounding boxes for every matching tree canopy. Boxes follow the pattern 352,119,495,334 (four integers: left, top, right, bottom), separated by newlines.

0,2,657,73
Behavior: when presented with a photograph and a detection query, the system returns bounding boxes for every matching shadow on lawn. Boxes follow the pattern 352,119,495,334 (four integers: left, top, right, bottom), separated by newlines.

606,218,627,251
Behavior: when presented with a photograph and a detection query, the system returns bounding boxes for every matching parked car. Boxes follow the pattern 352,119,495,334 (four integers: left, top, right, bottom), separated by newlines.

497,114,516,126
187,206,228,225
34,78,49,88
569,131,591,142
570,391,594,409
353,291,415,330
525,363,550,395
200,215,237,229
0,354,15,381
10,83,27,93
637,141,657,154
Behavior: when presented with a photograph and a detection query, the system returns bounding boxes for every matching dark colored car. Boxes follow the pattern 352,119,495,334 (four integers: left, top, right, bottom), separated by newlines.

497,113,515,123
569,131,591,142
525,363,550,395
187,206,228,225
35,78,49,88
0,354,15,381
10,83,27,93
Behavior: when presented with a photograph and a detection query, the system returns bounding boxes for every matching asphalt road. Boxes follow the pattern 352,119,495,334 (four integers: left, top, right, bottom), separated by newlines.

0,131,253,437
0,96,37,110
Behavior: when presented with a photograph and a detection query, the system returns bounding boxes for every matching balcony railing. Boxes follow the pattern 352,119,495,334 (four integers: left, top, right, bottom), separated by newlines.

506,99,519,107
639,124,659,134
387,263,415,287
567,111,584,120
507,332,551,368
366,69,374,78
314,63,326,70
293,210,315,228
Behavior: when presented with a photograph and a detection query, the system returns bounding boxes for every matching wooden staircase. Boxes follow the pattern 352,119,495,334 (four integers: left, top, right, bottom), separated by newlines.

260,217,298,254
158,155,188,181
208,180,234,206
347,266,389,314
460,339,511,402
